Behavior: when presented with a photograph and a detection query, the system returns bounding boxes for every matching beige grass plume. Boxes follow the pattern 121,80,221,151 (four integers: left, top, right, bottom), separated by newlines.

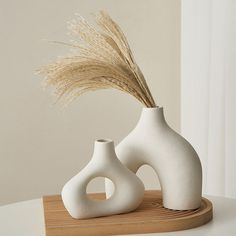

37,11,156,107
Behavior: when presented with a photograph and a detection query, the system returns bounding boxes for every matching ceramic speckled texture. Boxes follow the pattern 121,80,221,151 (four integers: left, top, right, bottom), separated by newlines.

61,139,144,219
106,107,202,210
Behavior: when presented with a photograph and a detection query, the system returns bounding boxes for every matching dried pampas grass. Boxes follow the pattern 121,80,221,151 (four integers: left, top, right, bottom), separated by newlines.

37,11,156,107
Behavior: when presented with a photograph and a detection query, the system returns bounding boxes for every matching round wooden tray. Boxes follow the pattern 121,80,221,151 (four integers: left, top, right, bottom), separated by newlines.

133,190,213,233
43,190,213,236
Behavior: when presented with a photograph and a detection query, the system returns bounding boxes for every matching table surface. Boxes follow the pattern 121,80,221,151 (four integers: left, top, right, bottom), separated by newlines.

0,194,236,236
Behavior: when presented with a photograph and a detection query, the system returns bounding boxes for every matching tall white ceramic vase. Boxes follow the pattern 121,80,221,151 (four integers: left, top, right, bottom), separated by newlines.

106,107,202,210
62,139,144,219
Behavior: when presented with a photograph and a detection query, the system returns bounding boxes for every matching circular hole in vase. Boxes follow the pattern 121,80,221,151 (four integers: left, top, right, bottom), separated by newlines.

86,177,115,201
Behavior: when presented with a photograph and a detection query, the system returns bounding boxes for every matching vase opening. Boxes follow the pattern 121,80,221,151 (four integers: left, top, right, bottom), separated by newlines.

143,106,161,109
86,177,115,201
141,106,164,114
96,139,113,143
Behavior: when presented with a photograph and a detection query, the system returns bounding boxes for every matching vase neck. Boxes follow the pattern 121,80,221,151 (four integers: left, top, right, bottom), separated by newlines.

92,139,116,161
135,107,167,130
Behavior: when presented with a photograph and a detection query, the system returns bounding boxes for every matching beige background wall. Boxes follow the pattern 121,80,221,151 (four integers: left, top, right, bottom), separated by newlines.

0,0,180,205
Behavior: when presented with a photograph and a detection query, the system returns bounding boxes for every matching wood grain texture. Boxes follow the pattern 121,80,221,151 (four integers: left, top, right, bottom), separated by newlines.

43,190,213,236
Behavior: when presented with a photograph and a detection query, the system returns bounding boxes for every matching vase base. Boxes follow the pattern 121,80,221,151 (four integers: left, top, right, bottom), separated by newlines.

43,190,213,236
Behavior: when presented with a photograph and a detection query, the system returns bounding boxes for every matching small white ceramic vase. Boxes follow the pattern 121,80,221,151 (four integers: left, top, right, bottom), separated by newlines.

61,139,144,219
106,107,202,210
